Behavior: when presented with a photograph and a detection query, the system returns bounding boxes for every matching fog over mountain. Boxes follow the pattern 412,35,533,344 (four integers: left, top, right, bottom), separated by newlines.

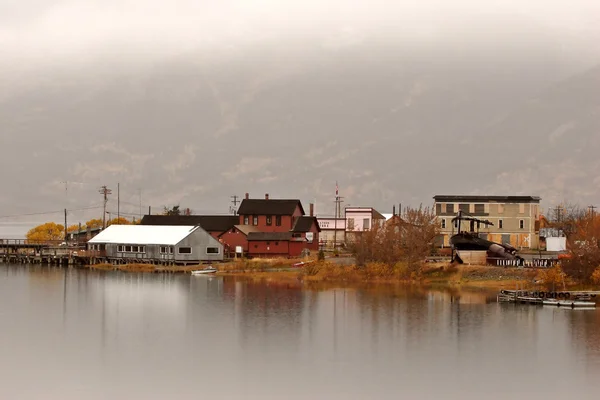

1,0,600,235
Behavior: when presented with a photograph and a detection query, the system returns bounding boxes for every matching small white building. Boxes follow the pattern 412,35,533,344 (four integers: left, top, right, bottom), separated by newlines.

88,225,224,264
344,207,386,242
317,217,346,248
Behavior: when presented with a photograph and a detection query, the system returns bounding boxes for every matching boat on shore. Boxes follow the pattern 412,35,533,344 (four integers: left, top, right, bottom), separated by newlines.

191,266,217,275
497,291,596,308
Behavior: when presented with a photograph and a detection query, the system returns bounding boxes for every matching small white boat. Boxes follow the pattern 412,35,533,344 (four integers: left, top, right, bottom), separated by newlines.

191,266,217,275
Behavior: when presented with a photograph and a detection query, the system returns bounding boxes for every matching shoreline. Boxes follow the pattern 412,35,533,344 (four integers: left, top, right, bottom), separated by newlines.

81,261,590,292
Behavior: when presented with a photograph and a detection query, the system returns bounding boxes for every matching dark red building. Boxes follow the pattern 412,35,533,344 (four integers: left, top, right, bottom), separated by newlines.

224,193,320,258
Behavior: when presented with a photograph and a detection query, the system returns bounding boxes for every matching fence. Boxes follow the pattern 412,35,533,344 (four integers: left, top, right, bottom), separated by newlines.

490,258,559,268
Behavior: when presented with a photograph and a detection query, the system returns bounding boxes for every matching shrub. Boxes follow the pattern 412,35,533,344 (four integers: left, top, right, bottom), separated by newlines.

536,266,567,289
590,267,600,285
318,250,325,261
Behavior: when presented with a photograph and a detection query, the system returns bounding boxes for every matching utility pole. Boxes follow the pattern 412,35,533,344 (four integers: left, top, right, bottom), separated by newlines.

99,186,112,229
333,182,344,251
231,195,240,215
139,189,142,220
589,205,597,220
64,208,68,246
117,182,120,224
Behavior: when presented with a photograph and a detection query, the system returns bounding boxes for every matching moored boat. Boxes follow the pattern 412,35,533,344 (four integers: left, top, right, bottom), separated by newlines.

191,266,217,275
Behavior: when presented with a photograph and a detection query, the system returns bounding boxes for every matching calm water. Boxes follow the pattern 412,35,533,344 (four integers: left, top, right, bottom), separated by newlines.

1,264,600,399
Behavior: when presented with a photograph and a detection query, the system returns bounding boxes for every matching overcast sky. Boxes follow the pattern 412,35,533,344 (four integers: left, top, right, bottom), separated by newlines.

2,0,599,63
1,0,600,236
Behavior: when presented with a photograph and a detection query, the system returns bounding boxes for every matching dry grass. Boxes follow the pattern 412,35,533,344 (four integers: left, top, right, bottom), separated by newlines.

85,259,564,292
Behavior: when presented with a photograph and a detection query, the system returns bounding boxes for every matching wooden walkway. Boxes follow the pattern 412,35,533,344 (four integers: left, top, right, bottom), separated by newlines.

0,239,78,265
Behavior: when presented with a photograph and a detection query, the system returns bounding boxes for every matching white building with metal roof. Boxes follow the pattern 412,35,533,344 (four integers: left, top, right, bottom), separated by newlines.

88,225,223,264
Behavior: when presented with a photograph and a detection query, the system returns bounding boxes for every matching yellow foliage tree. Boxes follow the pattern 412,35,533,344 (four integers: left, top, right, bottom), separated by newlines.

591,267,600,285
85,219,104,229
67,224,82,233
107,217,132,226
26,222,65,243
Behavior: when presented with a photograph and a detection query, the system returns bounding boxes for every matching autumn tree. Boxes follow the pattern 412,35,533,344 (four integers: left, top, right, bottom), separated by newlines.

560,209,600,283
107,217,132,226
85,219,103,229
67,224,82,233
351,205,439,272
26,222,65,243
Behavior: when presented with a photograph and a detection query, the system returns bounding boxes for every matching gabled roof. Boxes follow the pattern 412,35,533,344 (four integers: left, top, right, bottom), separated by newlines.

247,232,293,241
89,225,202,245
237,199,304,216
232,225,261,236
291,216,321,232
140,215,238,232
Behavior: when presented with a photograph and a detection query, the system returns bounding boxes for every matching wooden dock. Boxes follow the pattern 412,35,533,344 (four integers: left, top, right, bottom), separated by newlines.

0,239,79,266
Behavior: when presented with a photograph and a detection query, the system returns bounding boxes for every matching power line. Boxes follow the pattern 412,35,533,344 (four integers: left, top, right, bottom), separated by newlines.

0,205,103,220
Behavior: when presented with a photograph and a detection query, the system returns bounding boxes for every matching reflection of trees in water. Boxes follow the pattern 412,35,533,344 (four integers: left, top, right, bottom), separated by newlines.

221,277,304,348
567,310,600,365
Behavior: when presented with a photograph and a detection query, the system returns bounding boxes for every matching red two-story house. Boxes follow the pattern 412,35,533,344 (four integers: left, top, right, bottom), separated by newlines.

219,193,320,258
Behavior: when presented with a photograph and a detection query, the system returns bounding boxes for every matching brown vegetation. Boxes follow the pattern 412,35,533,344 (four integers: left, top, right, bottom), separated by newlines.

351,205,439,274
549,202,600,283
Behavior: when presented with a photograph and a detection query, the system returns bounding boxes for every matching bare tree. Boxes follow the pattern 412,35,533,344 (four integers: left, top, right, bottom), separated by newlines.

548,201,586,241
351,205,439,272
561,209,600,283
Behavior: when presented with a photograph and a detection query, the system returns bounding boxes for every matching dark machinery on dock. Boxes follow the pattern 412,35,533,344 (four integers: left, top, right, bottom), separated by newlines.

450,211,523,264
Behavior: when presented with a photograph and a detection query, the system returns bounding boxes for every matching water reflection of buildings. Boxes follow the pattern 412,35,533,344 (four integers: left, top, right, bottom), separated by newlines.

222,278,305,349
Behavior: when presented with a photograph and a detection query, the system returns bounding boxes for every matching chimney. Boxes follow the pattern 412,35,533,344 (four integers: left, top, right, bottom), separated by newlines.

265,193,269,200
245,193,249,200
309,203,314,217
393,205,396,216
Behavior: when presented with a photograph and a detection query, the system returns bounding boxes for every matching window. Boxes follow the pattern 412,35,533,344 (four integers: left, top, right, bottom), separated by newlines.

178,247,192,254
292,233,302,238
243,216,249,225
441,219,446,229
498,219,503,229
160,246,168,254
459,204,469,213
139,246,145,253
117,245,124,252
276,215,282,226
519,220,524,229
436,203,442,215
363,218,370,230
446,204,455,214
125,245,132,252
131,246,138,253
206,247,220,254
347,218,355,230
474,204,485,214
252,216,258,225
266,215,272,226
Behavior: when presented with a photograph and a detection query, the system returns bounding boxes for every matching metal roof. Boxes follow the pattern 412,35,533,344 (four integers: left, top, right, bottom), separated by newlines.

140,215,238,232
88,225,201,245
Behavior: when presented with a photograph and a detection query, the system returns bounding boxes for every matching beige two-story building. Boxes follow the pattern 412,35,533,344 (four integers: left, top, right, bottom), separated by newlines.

433,195,541,250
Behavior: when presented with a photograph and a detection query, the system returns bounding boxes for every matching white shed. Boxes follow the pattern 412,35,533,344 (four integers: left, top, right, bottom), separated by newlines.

88,225,223,263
